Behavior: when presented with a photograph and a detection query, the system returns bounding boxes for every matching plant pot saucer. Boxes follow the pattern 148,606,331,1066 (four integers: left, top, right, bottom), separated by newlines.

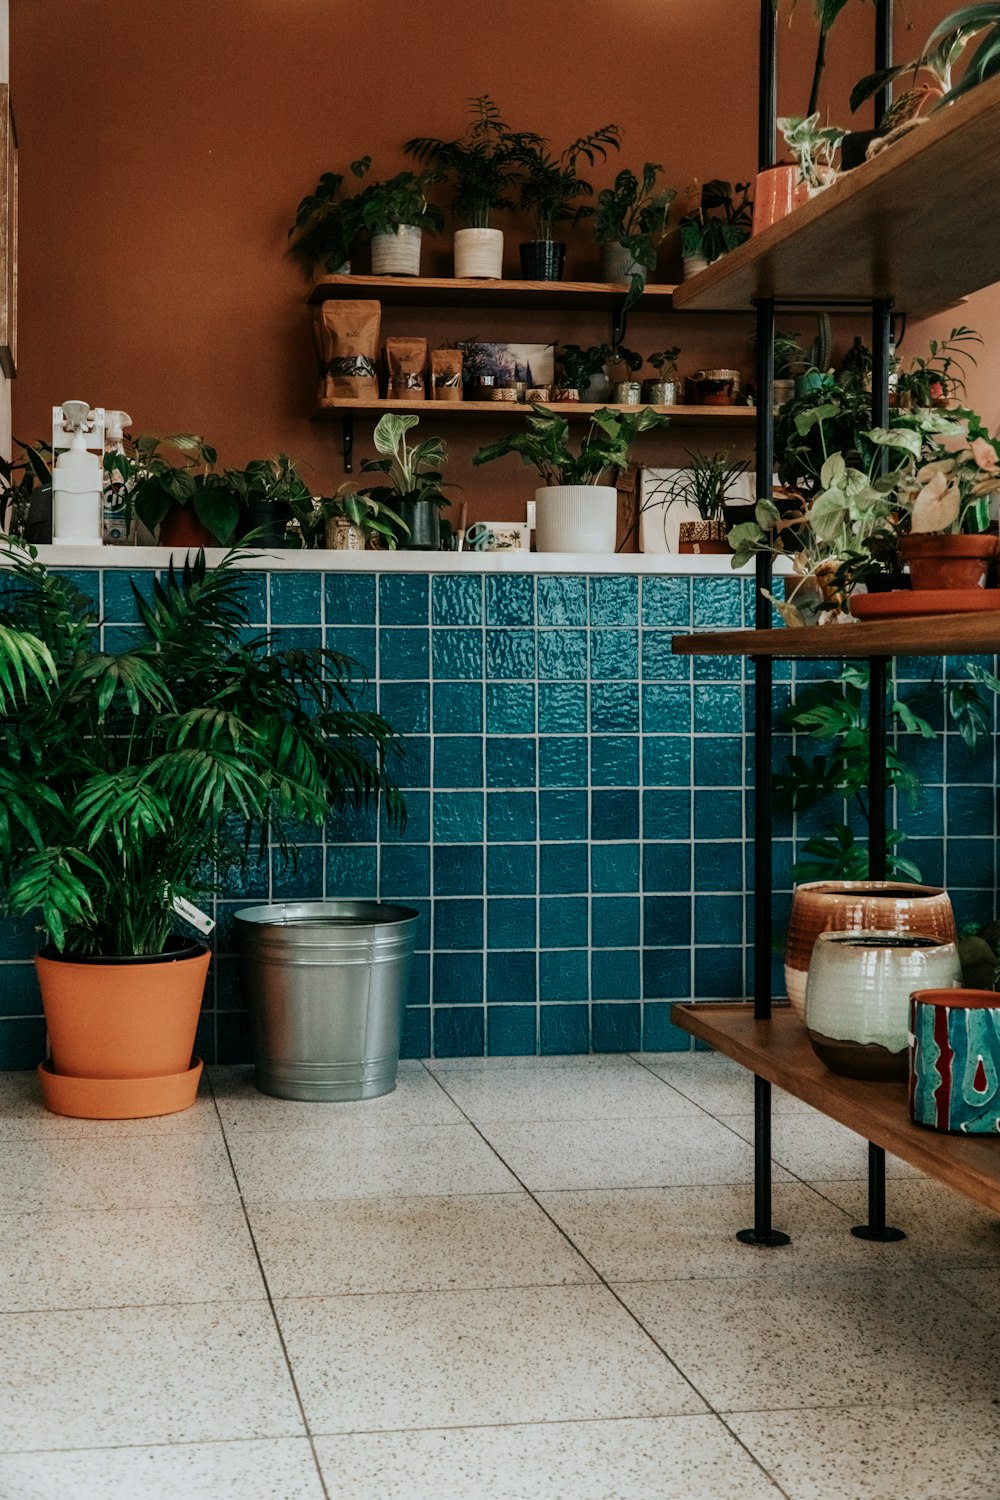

851,589,1000,620
38,1057,203,1120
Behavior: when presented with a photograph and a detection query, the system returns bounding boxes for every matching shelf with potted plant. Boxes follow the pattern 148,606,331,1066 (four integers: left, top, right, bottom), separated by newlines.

311,395,755,426
307,273,685,309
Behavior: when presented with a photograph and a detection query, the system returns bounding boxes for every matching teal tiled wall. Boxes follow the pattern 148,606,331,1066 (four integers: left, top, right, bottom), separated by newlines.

0,566,997,1067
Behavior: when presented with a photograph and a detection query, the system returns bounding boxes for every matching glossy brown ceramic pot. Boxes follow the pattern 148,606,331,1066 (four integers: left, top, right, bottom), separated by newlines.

784,880,956,1020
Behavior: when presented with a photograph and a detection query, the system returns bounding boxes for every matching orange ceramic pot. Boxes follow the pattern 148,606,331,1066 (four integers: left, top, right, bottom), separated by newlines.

900,534,998,590
158,505,215,551
34,941,210,1118
784,881,956,1020
752,165,808,234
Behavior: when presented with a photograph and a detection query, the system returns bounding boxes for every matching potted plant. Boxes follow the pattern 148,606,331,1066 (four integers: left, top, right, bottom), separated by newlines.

473,403,669,553
1,441,52,540
593,163,676,308
894,326,981,410
360,412,449,551
288,157,373,276
645,348,683,406
676,179,752,278
777,114,848,194
654,449,749,553
0,543,404,1118
772,330,808,405
508,124,622,281
229,453,313,547
357,170,444,276
130,435,241,548
405,96,519,279
314,483,407,551
555,344,610,402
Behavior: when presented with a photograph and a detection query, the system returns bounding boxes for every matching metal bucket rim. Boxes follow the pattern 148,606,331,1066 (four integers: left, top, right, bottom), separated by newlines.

234,900,418,930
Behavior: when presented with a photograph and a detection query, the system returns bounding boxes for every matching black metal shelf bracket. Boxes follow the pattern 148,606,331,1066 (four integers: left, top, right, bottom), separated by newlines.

342,414,354,474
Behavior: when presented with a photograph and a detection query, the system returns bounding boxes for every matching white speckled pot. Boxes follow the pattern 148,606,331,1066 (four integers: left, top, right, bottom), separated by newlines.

454,228,504,279
371,226,422,276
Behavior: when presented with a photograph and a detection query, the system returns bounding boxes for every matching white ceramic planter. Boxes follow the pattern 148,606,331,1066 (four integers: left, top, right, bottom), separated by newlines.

683,252,710,279
371,226,422,276
534,485,617,554
454,228,503,279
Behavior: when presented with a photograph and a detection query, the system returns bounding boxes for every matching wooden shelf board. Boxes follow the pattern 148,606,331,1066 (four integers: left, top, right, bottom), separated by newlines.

313,399,754,426
671,612,1000,660
672,73,1000,317
308,275,679,310
673,1003,1000,1214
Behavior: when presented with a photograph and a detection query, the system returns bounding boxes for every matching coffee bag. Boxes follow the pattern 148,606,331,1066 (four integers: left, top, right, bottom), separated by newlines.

431,347,464,402
314,300,381,401
386,337,428,401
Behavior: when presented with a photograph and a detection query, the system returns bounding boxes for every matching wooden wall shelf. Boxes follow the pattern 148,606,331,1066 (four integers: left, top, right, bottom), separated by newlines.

672,613,1000,660
308,275,680,311
313,398,754,427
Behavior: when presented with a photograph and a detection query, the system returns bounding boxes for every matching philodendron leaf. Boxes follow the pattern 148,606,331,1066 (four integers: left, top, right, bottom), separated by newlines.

819,452,846,490
868,426,924,459
373,413,420,457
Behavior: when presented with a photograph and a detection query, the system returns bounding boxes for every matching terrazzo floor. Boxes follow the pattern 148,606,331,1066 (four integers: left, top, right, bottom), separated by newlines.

1,1052,999,1498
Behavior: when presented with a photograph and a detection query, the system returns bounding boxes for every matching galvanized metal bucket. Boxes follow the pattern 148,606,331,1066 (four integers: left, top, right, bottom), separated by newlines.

234,901,418,1102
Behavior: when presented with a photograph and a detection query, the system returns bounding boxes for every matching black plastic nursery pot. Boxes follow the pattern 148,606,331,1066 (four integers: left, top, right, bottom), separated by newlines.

237,500,293,547
397,496,441,552
519,241,566,281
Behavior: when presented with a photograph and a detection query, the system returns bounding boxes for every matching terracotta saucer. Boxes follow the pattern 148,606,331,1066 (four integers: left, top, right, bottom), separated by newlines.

38,1057,203,1119
851,590,1000,620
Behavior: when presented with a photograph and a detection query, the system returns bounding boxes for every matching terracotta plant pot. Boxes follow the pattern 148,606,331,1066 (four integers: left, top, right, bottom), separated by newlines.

35,940,210,1119
690,368,740,405
678,520,729,555
910,988,1000,1132
752,164,808,233
900,533,998,590
784,879,956,1020
158,506,215,550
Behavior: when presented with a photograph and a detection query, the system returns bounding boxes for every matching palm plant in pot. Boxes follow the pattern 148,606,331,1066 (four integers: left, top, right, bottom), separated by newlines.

508,124,622,281
473,404,669,553
130,435,241,548
288,157,373,276
405,96,519,279
357,170,444,276
360,412,449,551
593,163,676,309
0,544,404,1118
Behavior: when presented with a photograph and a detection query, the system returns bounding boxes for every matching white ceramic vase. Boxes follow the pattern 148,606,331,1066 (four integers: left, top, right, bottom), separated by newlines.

534,485,617,554
371,226,422,276
683,252,710,279
454,228,503,279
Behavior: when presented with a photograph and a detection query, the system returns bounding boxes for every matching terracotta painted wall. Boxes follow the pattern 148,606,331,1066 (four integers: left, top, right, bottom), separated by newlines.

9,0,999,521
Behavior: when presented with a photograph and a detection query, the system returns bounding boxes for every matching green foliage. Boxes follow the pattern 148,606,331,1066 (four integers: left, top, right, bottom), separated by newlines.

405,96,520,229
0,544,405,955
896,326,981,406
774,373,875,497
359,414,449,544
473,404,669,487
128,434,241,545
851,8,994,123
777,114,848,189
508,125,622,241
649,449,748,526
649,347,682,377
288,157,373,272
0,442,52,538
677,180,753,263
930,5,1000,106
357,171,445,238
594,163,676,261
556,345,609,394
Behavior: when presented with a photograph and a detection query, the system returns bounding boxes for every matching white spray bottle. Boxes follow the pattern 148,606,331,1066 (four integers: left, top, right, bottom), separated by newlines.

102,409,133,543
51,402,105,546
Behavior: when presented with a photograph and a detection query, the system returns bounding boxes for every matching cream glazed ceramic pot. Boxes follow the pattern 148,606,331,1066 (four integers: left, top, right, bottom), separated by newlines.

784,880,956,1019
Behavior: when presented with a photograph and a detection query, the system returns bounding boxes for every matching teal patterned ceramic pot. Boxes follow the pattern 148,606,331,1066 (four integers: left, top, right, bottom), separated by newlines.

910,989,1000,1134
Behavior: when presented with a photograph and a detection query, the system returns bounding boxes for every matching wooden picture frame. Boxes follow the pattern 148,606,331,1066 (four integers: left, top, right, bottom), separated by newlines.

0,85,18,379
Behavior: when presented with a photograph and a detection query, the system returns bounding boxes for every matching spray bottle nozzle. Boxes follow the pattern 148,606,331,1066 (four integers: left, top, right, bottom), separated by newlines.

61,400,92,432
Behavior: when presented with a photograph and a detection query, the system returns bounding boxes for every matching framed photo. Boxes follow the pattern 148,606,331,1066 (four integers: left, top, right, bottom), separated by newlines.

0,85,18,379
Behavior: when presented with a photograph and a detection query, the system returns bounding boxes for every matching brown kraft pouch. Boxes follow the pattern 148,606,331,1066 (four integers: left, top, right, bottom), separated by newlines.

315,300,381,401
431,347,464,402
386,336,428,400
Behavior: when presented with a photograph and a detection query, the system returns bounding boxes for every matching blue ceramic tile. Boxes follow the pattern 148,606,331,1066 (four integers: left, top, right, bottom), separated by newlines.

406,900,433,950
330,626,376,677
487,950,536,1002
643,948,692,999
592,1001,641,1051
488,1006,537,1056
486,573,534,625
325,573,376,625
949,733,995,785
432,574,483,625
434,898,484,951
433,680,483,734
641,630,690,681
326,844,378,896
57,570,100,609
396,736,431,788
271,571,321,625
539,950,589,1002
695,684,744,735
695,894,743,942
642,684,690,732
591,950,640,1001
379,573,428,624
433,791,484,843
487,843,536,895
102,569,155,624
0,966,42,1018
642,1004,693,1051
538,683,588,734
401,1008,431,1059
537,628,587,681
946,838,996,891
643,790,691,840
591,896,640,948
433,952,483,1004
591,843,640,894
643,738,692,788
540,843,589,894
0,915,44,961
538,789,588,842
644,895,692,945
643,843,692,893
695,947,745,997
380,680,430,734
539,736,588,787
236,571,269,624
380,627,429,680
408,954,431,1007
701,654,743,683
694,737,743,787
486,737,537,788
590,575,638,626
433,1006,485,1057
487,791,537,842
591,681,639,733
487,628,536,680
642,575,691,628
590,629,638,680
907,838,944,886
694,790,744,841
537,575,587,626
380,843,431,897
433,736,483,788
433,844,484,895
486,682,535,734
539,897,588,949
381,790,430,844
693,576,743,628
540,1003,589,1054
591,736,638,787
268,626,324,657
488,897,538,950
271,844,324,899
433,628,484,679
947,785,994,837
102,625,146,654
591,790,639,842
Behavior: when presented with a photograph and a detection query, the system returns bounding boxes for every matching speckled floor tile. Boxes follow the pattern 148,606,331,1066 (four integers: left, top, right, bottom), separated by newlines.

0,1070,220,1138
425,1053,641,1074
0,1206,264,1312
635,1052,812,1115
276,1284,706,1433
0,1438,323,1499
814,1179,1000,1266
0,1302,303,1450
614,1269,1000,1412
730,1401,1000,1500
314,1414,782,1498
210,1061,461,1132
436,1061,703,1123
228,1121,517,1203
474,1116,793,1191
719,1111,921,1182
248,1193,594,1297
0,1132,239,1210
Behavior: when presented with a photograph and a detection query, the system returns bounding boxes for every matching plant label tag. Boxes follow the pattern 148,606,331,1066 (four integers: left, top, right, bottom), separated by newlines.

171,896,216,935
